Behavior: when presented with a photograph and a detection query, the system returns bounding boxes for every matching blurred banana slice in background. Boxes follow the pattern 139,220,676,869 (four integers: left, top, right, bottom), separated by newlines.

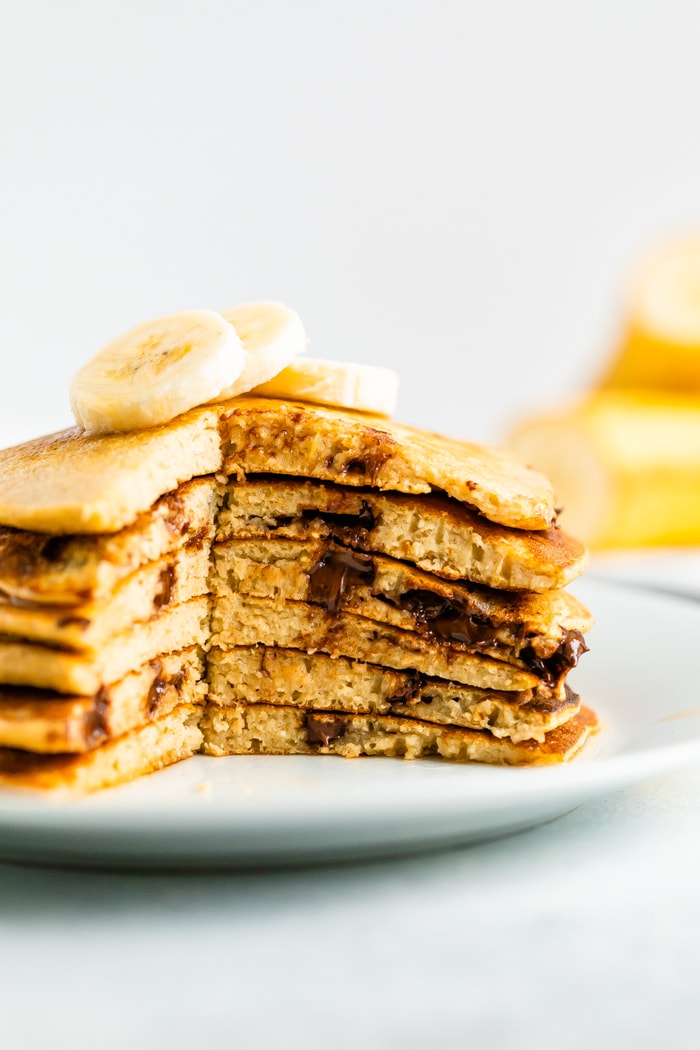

511,235,700,548
511,391,700,547
603,236,700,392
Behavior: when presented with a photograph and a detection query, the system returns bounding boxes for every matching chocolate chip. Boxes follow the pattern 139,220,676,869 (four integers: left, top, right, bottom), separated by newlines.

305,713,346,747
183,526,209,552
344,458,368,475
400,590,500,647
164,494,191,536
520,629,589,686
340,447,390,483
84,687,109,747
41,536,72,562
56,615,92,631
307,550,375,613
386,670,425,705
147,660,166,715
153,564,176,610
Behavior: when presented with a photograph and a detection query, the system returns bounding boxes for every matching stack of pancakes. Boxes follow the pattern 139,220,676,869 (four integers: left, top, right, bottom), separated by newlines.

0,399,595,792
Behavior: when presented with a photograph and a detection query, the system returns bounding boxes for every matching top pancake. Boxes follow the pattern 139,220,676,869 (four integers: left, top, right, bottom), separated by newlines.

220,399,557,530
0,398,557,534
0,408,221,534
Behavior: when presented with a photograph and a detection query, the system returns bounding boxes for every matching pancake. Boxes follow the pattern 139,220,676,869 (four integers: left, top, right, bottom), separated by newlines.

220,399,556,530
201,703,598,766
0,647,206,753
0,703,203,792
211,594,560,695
0,407,221,534
218,476,586,591
0,398,556,535
213,537,590,684
0,476,218,605
0,595,210,693
0,545,210,650
208,646,581,742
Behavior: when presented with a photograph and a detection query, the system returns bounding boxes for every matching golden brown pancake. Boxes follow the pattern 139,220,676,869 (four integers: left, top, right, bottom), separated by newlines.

213,537,590,684
0,408,221,534
0,398,556,534
0,545,210,650
0,396,594,789
220,399,556,530
0,476,218,605
0,703,203,792
0,648,205,753
0,596,210,694
211,594,563,696
208,646,581,743
201,703,598,766
218,476,586,591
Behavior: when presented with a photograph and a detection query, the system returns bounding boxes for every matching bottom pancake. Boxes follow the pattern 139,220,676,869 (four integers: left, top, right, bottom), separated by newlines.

0,703,203,793
208,647,580,743
201,703,597,766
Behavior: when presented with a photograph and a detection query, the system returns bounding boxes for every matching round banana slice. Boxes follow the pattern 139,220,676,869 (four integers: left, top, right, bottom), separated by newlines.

70,309,245,434
631,236,700,345
604,235,700,391
217,301,307,399
251,357,400,417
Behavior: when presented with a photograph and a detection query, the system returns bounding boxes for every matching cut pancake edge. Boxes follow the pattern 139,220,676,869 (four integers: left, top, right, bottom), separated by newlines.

208,645,581,743
0,698,597,794
0,646,207,753
201,703,598,766
0,702,204,793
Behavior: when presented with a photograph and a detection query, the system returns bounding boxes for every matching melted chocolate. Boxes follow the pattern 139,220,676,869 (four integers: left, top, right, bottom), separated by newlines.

520,630,588,687
154,564,176,610
400,590,500,648
164,494,191,536
301,501,376,531
84,687,109,747
305,713,347,747
386,670,426,705
340,447,391,484
147,664,186,716
344,458,369,475
147,661,166,715
184,526,209,552
308,550,375,614
56,615,92,631
41,536,72,563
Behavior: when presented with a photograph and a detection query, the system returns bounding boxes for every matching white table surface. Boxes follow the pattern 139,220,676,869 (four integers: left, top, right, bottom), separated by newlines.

3,556,700,1050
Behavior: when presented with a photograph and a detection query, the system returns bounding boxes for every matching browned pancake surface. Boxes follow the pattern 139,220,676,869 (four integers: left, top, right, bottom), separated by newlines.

221,399,556,530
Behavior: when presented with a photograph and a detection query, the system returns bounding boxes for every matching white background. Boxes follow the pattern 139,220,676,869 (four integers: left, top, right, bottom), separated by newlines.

2,0,700,449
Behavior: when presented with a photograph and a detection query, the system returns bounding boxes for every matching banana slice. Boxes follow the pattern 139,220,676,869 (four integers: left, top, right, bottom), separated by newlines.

511,391,700,547
631,236,700,345
604,235,700,391
217,301,307,399
70,310,245,434
251,357,400,417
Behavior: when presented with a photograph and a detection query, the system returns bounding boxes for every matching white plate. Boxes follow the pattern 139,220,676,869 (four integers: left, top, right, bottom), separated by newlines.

0,578,699,869
590,548,700,601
